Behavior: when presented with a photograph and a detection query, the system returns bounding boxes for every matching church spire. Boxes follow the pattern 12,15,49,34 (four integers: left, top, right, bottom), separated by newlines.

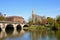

32,8,35,24
32,8,34,15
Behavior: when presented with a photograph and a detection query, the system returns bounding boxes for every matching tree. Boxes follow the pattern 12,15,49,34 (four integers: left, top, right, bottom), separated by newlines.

47,17,54,26
56,15,60,29
54,22,59,29
0,16,5,21
56,15,60,25
28,17,33,25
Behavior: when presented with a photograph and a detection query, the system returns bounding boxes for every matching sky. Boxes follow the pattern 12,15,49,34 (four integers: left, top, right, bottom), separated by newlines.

0,0,60,22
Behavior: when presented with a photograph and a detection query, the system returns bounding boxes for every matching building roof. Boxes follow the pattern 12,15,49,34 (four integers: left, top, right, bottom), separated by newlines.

34,14,42,19
6,16,24,19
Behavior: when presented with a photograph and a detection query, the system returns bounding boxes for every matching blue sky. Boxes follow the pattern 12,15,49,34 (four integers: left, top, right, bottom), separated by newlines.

0,0,60,21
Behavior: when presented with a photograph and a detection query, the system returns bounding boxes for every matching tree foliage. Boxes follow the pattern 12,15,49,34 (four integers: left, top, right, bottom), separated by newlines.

28,17,33,25
56,16,60,25
47,17,54,25
0,16,5,21
54,22,59,29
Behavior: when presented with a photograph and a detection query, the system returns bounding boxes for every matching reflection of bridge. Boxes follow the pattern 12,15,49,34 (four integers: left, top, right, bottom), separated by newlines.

0,29,25,39
0,21,28,32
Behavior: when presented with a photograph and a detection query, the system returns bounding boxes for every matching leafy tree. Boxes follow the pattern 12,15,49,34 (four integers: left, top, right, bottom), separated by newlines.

54,22,59,29
56,15,60,25
47,17,54,26
28,17,33,25
0,16,5,21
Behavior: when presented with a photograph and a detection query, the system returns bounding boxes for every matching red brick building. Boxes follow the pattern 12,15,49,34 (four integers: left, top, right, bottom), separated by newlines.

5,16,24,23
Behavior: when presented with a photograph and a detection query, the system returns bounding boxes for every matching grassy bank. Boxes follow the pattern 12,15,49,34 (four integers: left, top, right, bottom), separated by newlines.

23,25,59,31
23,25,49,31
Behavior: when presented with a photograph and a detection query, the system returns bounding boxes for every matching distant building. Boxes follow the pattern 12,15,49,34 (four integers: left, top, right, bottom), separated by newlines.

42,19,48,25
5,16,24,23
32,9,42,24
32,9,48,25
34,15,42,22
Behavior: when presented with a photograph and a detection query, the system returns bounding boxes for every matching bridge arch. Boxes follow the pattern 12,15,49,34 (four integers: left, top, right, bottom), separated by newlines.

23,25,29,27
5,24,14,34
0,27,2,32
16,24,22,32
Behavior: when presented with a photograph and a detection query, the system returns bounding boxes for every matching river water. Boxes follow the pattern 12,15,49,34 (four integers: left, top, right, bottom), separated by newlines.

0,29,60,40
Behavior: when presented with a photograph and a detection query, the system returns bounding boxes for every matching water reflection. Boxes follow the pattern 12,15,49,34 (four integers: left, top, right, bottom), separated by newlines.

0,28,60,40
30,30,59,40
55,30,60,40
0,31,7,40
0,29,25,40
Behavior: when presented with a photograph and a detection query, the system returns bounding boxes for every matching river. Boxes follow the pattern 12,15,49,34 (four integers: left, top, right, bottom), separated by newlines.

0,29,60,40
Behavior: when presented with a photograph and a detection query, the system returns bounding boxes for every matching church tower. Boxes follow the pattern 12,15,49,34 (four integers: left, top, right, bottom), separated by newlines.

32,8,35,24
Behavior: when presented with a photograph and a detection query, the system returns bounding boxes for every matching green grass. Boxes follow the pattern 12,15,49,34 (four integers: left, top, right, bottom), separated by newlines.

23,27,29,29
23,25,49,31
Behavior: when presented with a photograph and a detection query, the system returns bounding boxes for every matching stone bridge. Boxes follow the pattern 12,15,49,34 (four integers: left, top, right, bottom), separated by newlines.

0,21,29,32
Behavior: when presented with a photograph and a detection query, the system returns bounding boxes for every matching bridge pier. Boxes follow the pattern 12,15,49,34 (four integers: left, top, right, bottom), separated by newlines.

13,24,18,31
0,23,5,32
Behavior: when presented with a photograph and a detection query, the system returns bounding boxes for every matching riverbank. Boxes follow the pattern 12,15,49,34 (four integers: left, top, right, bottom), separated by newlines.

23,25,51,31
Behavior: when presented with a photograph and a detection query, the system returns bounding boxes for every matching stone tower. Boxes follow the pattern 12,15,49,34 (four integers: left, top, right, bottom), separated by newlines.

32,8,35,24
